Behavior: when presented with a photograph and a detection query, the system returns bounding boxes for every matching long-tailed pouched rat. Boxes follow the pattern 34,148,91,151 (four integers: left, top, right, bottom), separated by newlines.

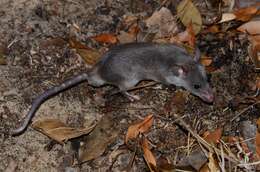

12,42,213,136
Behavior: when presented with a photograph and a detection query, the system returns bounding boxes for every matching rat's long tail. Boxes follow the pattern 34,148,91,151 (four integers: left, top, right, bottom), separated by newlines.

12,73,89,136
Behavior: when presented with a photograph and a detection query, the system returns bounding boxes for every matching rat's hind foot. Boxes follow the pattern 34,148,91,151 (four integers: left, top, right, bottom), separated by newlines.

122,91,140,102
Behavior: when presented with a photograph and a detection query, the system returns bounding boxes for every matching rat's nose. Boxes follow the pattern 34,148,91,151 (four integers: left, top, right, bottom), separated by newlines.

201,88,214,103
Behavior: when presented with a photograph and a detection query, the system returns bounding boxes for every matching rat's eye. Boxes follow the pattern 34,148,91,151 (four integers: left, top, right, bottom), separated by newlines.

193,84,201,89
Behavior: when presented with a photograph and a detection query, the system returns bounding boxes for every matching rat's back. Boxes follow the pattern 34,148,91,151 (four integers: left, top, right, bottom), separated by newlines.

93,43,193,85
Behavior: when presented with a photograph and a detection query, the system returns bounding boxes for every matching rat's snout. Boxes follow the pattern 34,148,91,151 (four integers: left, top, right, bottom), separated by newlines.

200,87,214,103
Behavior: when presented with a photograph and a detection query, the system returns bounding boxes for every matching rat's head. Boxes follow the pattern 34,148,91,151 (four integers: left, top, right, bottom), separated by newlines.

166,48,214,103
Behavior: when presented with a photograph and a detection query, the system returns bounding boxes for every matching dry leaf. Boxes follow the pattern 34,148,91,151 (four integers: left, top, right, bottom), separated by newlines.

69,37,91,49
177,0,202,35
125,114,153,143
117,31,136,44
170,23,195,47
200,153,220,172
203,128,222,144
234,6,258,22
91,33,118,44
77,48,101,65
200,55,213,66
128,24,140,35
69,37,102,65
163,90,188,114
248,35,260,69
142,137,157,170
79,114,119,162
256,77,260,89
236,21,260,70
0,45,7,65
204,25,220,33
40,37,67,48
32,119,95,143
237,21,260,35
218,13,236,23
145,7,178,39
157,156,175,172
0,55,6,65
256,118,260,157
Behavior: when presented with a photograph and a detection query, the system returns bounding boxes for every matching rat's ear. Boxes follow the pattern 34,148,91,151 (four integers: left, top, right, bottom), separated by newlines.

194,47,201,62
173,65,189,77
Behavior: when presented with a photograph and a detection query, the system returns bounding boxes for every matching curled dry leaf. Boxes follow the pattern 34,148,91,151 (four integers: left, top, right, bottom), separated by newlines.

203,128,222,144
142,137,157,170
177,0,202,35
125,114,153,143
91,33,118,44
32,119,96,144
234,6,258,22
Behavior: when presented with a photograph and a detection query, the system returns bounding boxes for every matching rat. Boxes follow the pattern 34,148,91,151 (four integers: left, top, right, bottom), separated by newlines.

12,42,213,136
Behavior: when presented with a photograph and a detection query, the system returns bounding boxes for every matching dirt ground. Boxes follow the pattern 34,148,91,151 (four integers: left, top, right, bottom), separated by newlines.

0,0,258,171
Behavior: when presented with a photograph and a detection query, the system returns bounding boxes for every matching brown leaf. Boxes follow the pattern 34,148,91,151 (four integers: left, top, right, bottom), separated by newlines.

204,25,220,33
145,7,178,39
163,90,188,114
237,21,260,35
69,37,91,49
248,35,260,69
79,114,120,162
177,0,202,35
40,37,67,48
0,45,7,65
77,48,102,65
142,137,157,170
125,114,153,143
200,55,213,67
199,153,219,172
256,77,260,89
218,13,236,23
256,118,260,157
69,37,102,65
157,156,175,171
203,128,222,144
128,24,140,36
91,33,118,44
170,23,196,47
234,6,258,22
32,119,96,144
117,31,136,44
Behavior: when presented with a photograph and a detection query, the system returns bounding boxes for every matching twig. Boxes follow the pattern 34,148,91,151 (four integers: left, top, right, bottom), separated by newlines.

231,101,260,122
172,113,240,164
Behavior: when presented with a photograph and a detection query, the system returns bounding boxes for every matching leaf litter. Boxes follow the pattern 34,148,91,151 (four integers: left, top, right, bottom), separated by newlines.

3,0,260,171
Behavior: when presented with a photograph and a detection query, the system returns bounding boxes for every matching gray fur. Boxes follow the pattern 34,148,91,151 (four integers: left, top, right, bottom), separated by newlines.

12,42,213,136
